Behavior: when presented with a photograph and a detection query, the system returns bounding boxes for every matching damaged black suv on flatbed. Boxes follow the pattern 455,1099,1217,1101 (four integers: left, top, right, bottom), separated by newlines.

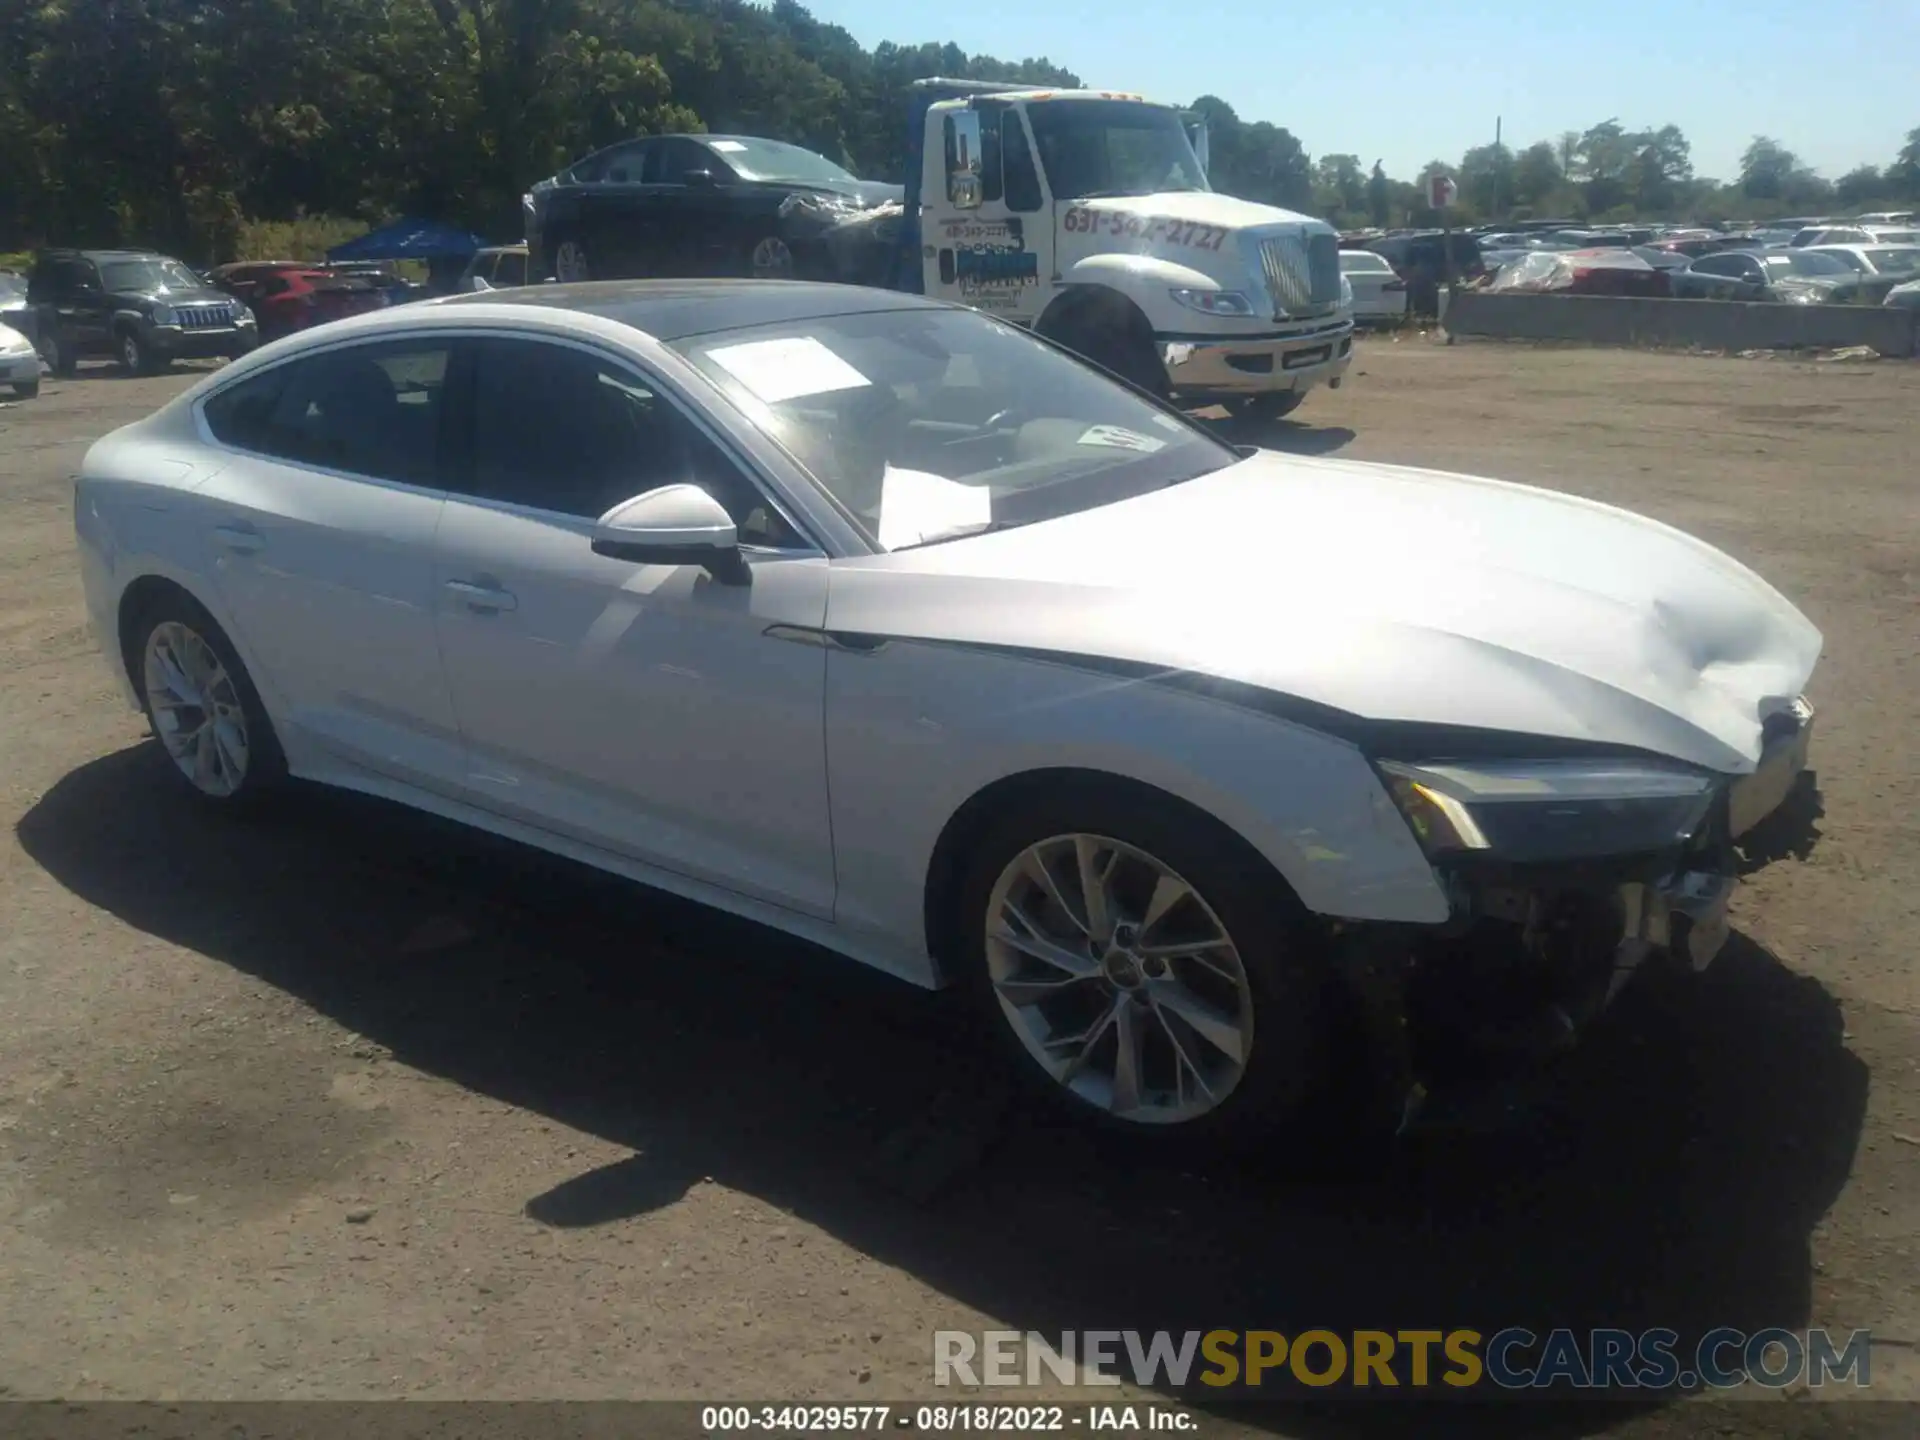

27,248,258,376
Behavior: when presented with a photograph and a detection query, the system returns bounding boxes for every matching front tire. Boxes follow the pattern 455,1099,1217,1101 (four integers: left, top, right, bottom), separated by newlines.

954,782,1339,1149
118,328,163,376
130,593,287,810
11,379,37,399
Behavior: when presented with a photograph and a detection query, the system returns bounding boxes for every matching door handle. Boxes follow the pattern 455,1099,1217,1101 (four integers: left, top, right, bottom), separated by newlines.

212,523,265,555
445,578,518,613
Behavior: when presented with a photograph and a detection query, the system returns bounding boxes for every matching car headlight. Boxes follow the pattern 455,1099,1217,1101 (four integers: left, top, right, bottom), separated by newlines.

1340,274,1354,307
235,304,255,325
0,324,33,356
1378,758,1717,863
1169,287,1257,317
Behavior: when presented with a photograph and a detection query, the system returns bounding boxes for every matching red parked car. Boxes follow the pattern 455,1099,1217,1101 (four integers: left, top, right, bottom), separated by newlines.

209,262,387,342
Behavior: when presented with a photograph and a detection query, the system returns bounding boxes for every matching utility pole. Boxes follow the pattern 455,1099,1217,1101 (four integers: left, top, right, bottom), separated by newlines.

1493,116,1503,220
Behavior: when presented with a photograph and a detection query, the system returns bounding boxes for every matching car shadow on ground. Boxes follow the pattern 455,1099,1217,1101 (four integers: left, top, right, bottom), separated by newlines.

17,745,1869,1436
1199,414,1358,457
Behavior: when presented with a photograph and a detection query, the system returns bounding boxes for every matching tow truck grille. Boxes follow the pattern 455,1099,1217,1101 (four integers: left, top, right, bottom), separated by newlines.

1257,231,1343,317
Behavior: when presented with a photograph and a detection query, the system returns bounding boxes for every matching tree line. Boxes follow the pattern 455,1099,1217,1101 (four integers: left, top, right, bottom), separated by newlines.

1,0,1915,261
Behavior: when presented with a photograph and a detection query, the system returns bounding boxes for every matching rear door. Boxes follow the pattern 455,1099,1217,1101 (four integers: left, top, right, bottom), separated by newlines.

37,257,112,353
192,336,465,791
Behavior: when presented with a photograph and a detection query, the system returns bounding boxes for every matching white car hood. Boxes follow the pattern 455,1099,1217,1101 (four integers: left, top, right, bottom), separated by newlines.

827,452,1822,773
1071,190,1322,232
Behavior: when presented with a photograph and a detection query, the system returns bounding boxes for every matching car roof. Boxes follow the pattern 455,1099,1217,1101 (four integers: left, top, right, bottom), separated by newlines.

437,278,951,341
43,247,172,261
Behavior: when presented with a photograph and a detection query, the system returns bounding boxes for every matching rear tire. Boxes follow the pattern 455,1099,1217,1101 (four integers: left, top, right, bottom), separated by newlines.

553,238,592,283
747,235,797,279
10,380,37,399
952,780,1343,1152
128,590,287,812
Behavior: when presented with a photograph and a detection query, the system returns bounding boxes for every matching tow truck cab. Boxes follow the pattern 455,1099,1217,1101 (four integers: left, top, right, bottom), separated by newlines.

893,78,1354,419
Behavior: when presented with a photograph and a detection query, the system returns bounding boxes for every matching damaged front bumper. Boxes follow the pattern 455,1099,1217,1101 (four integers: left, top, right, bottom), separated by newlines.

1344,699,1814,1125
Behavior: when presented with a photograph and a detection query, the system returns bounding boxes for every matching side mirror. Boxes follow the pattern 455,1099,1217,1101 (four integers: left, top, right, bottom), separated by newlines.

590,484,749,585
683,168,718,188
470,275,494,292
945,110,984,210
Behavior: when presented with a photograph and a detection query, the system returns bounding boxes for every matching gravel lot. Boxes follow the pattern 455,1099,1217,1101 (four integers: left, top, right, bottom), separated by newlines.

0,340,1915,1434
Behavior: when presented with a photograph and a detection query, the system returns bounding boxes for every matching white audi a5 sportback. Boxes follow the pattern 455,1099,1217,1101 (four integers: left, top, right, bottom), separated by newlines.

74,281,1821,1146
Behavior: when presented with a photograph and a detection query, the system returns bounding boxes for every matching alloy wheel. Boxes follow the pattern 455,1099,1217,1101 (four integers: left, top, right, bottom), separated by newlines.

554,241,591,282
142,621,250,798
750,236,796,279
984,833,1254,1124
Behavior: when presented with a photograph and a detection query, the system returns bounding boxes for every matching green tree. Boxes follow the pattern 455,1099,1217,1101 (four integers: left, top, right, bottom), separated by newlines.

1834,164,1884,207
1367,159,1390,227
1312,152,1366,222
1740,136,1800,200
1511,141,1562,209
1888,126,1920,198
1187,96,1311,211
1458,142,1514,219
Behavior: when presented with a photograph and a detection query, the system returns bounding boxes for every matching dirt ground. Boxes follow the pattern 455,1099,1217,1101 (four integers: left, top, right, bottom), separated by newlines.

0,339,1915,1436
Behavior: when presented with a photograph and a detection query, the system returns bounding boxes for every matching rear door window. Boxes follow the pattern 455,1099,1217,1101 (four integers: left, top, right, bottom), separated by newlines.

206,341,454,486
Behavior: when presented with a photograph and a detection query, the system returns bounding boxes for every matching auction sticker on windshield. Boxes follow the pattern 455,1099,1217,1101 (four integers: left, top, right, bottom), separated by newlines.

706,337,871,404
1077,425,1166,453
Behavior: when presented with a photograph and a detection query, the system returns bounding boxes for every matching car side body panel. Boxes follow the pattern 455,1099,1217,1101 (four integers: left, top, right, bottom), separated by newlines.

824,637,1451,983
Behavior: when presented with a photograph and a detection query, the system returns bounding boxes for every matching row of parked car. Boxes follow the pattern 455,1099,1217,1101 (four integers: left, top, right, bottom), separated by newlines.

1334,215,1920,313
0,244,538,396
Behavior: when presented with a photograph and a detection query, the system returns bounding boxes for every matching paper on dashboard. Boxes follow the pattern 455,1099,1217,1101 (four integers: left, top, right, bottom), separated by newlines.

875,465,991,550
704,336,871,405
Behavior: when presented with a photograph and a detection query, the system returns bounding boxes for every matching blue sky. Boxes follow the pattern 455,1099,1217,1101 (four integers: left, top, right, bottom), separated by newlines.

807,0,1916,182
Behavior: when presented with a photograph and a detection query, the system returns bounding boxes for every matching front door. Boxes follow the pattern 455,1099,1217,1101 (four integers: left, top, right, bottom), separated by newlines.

921,104,1053,327
576,140,659,279
191,335,464,790
431,334,837,917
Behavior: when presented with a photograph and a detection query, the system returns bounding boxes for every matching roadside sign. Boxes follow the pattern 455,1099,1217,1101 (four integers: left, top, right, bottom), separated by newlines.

1428,173,1457,210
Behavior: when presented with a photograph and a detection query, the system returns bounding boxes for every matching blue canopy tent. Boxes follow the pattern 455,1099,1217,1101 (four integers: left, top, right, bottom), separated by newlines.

326,218,484,263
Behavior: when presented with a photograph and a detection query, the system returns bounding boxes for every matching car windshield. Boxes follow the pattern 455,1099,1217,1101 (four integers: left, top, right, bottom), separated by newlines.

671,306,1238,550
1869,247,1920,274
98,257,202,292
1761,252,1853,277
1339,251,1392,274
1025,100,1208,200
705,138,857,186
1814,250,1870,272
